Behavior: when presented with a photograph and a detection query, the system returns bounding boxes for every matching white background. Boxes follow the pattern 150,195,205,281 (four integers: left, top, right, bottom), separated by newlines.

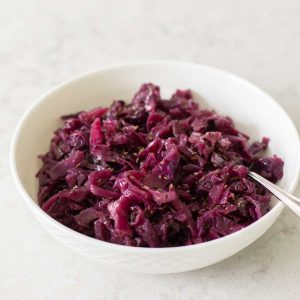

1,0,300,299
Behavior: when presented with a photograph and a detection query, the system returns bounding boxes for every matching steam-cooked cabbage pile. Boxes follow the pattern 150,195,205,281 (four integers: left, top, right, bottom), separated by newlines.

37,83,283,247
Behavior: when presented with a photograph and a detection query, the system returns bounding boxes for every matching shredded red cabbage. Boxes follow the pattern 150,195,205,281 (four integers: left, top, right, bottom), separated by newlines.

37,83,284,247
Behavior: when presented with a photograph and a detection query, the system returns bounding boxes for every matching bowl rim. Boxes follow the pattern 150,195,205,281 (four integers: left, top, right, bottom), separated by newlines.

10,60,300,253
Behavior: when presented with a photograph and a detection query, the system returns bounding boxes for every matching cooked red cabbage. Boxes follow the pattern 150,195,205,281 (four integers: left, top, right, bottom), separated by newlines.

37,83,284,247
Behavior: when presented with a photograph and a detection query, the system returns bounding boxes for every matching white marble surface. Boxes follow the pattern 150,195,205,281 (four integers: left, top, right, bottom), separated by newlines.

1,0,300,299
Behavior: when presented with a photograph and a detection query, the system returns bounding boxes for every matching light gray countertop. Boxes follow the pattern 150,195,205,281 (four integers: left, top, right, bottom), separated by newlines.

1,0,300,299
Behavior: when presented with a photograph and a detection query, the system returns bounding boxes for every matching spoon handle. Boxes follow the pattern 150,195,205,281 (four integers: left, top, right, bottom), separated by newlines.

248,171,300,218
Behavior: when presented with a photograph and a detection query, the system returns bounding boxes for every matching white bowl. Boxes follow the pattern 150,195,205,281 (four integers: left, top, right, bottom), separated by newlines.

10,61,300,274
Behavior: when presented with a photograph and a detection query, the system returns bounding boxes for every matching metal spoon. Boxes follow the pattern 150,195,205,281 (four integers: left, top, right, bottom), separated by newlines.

249,171,300,217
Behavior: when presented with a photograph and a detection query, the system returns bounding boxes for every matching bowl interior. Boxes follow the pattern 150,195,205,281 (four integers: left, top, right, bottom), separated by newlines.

13,63,300,212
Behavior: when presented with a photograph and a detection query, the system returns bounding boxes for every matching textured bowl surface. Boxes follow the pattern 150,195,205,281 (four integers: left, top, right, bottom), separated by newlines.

10,61,300,274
